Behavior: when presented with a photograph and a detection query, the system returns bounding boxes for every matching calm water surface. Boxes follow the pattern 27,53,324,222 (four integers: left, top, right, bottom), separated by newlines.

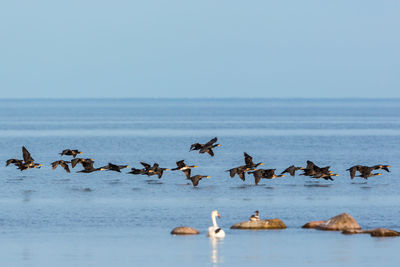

0,99,399,266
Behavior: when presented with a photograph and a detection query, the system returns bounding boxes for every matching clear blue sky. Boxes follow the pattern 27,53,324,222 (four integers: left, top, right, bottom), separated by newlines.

1,0,399,98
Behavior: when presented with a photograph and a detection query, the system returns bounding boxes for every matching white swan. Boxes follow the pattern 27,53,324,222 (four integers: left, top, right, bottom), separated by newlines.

208,210,225,238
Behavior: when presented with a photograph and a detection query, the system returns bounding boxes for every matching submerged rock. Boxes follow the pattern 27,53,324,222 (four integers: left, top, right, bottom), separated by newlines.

369,228,400,237
341,229,366,235
314,213,361,231
170,227,200,235
231,219,286,230
302,221,325,229
342,228,400,237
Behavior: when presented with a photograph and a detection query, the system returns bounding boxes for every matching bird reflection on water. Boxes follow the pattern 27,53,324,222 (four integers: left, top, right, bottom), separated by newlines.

210,238,223,266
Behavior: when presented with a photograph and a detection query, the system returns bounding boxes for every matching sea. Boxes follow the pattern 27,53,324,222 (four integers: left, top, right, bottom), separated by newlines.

0,98,399,267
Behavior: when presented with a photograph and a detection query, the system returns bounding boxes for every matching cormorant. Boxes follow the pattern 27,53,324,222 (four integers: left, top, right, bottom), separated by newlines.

190,137,221,157
60,149,82,158
281,165,303,176
189,175,210,186
6,147,42,171
102,163,130,172
172,160,198,179
51,160,71,173
244,152,263,168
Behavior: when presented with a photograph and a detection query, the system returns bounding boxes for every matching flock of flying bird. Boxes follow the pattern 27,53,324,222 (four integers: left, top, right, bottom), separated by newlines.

5,137,392,186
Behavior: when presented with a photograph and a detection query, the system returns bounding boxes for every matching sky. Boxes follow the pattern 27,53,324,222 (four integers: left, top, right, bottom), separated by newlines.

0,0,399,98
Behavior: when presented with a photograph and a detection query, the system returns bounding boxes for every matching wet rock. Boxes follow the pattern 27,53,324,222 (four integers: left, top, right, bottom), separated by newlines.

302,221,325,229
369,228,400,237
170,227,200,235
341,229,367,235
342,228,400,237
315,213,361,231
231,219,286,230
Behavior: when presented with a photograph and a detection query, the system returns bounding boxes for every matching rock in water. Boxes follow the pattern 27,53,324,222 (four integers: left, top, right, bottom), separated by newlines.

315,213,361,231
170,227,200,235
302,221,325,229
342,228,400,237
369,228,400,237
341,229,366,235
231,219,286,230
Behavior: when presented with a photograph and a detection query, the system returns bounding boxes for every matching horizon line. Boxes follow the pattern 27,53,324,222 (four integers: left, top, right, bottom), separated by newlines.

0,97,399,101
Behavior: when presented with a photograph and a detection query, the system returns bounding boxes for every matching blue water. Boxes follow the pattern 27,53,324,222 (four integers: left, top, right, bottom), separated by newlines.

0,99,399,267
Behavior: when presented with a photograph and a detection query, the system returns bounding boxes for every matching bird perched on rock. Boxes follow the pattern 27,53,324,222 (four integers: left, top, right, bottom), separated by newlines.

190,137,221,157
249,211,260,221
60,149,82,158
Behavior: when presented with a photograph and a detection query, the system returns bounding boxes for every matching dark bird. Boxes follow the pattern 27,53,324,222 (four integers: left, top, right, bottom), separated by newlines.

249,211,260,221
227,165,253,181
281,165,303,176
347,165,384,179
244,152,263,168
190,137,221,156
248,169,285,184
347,164,388,180
141,162,169,178
102,163,130,172
172,160,198,179
60,149,82,158
189,175,210,187
51,160,71,173
77,160,105,173
150,163,169,179
71,158,94,168
301,161,332,177
6,147,42,171
128,162,169,178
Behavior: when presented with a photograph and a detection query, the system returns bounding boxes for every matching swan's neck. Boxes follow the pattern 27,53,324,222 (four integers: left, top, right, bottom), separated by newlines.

211,214,218,228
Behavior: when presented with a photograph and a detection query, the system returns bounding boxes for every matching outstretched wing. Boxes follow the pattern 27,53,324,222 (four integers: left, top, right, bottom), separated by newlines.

22,146,34,163
204,137,217,147
244,152,253,166
61,162,71,173
205,149,214,157
183,169,191,179
237,170,246,181
176,160,185,168
140,162,151,170
348,167,357,179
